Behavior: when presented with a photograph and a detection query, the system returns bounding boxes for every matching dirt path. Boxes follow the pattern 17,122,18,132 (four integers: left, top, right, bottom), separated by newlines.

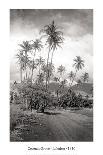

46,109,93,141
11,108,93,141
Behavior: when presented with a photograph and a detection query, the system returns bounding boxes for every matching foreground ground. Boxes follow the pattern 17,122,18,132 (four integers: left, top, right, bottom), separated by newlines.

10,105,93,142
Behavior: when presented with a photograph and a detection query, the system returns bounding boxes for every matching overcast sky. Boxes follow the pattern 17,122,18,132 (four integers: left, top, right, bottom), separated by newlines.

10,9,93,83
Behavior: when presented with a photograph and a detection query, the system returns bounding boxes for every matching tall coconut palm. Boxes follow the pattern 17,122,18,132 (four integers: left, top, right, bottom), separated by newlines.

41,63,55,88
71,56,84,86
57,65,65,77
30,39,43,81
40,20,63,89
81,72,89,83
47,63,55,81
36,56,45,74
19,41,32,79
42,63,54,77
16,50,25,83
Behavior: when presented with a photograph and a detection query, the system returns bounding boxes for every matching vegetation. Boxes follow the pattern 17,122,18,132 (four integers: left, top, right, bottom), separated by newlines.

11,20,93,114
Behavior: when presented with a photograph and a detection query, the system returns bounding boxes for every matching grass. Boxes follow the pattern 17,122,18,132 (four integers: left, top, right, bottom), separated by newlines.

10,103,93,141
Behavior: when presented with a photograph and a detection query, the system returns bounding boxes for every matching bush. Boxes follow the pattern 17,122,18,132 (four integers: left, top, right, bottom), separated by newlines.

58,89,93,109
17,83,53,112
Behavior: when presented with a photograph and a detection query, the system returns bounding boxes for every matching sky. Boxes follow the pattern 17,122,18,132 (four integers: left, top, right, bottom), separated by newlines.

10,9,93,83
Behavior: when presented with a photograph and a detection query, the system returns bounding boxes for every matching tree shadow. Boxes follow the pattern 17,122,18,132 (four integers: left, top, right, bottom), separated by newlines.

43,111,61,115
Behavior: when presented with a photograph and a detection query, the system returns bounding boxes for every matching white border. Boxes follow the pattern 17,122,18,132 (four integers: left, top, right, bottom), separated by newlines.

0,0,103,155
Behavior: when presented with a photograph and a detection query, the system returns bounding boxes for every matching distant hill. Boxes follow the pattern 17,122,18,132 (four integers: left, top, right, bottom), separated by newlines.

48,82,68,92
72,83,93,95
48,82,93,95
10,82,93,96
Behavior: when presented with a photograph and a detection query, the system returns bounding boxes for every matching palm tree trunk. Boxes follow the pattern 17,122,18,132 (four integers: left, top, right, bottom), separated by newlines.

39,51,41,74
56,89,59,98
51,49,54,64
25,97,28,109
26,71,28,80
46,49,55,89
47,71,50,90
38,67,40,75
25,50,28,80
20,65,22,83
31,68,34,83
46,47,51,90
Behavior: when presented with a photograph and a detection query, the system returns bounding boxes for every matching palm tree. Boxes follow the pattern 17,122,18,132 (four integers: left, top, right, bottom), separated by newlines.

42,63,54,76
28,59,37,82
31,39,43,56
53,77,60,83
53,77,60,98
40,20,64,89
68,71,75,86
19,41,32,79
71,56,84,86
48,63,55,85
58,79,67,95
30,39,43,81
16,50,25,83
36,73,44,85
60,79,67,88
36,56,45,74
42,63,55,86
81,72,89,83
57,65,65,77
73,56,84,71
19,41,32,53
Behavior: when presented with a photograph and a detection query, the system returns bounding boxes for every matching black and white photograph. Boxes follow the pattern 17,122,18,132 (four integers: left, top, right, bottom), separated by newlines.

10,9,93,142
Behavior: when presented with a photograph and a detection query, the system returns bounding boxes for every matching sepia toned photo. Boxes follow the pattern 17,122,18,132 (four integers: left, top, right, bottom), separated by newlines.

10,9,93,142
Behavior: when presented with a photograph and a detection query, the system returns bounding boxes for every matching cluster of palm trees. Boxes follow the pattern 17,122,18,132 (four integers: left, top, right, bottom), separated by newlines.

17,20,89,90
53,56,89,88
17,21,64,89
17,39,43,83
52,55,89,98
15,20,91,111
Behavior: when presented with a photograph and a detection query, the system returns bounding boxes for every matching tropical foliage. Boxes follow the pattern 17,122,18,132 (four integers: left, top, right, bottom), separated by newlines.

11,20,93,113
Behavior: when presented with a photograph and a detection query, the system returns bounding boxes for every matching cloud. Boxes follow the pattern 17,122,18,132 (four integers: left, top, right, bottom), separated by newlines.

10,9,93,37
10,9,93,83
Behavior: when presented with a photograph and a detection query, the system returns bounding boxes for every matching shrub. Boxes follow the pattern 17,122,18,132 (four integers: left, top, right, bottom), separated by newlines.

58,89,93,109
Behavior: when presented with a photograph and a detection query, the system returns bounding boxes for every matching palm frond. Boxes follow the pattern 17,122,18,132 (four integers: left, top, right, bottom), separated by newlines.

40,20,64,51
73,56,85,71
